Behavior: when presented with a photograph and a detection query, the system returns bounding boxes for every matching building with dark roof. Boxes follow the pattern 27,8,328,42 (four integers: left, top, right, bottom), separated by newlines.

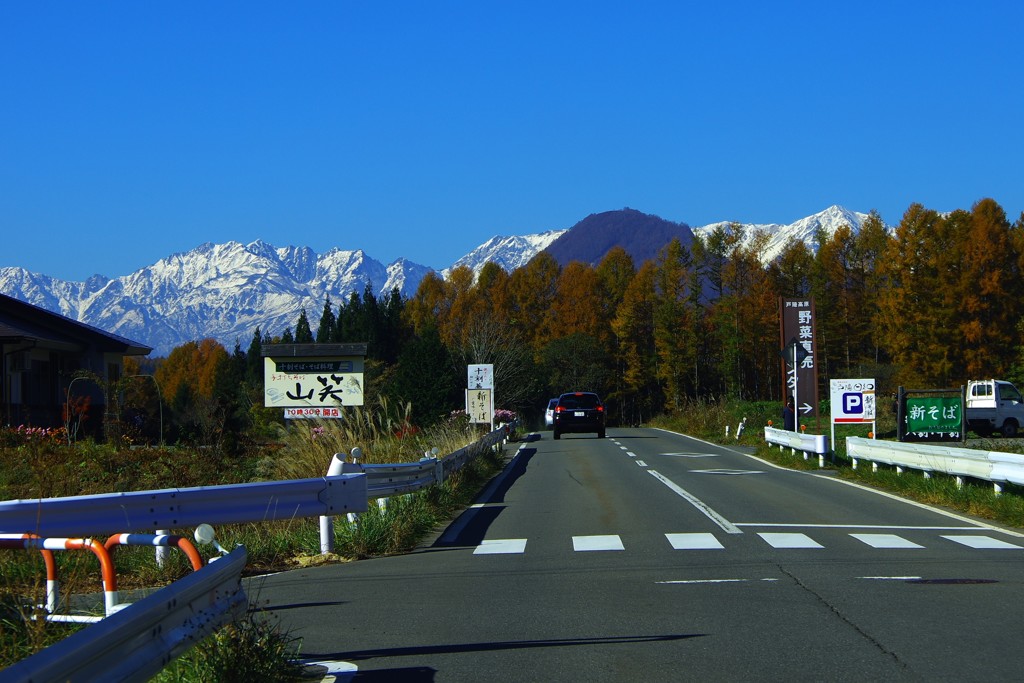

0,292,152,433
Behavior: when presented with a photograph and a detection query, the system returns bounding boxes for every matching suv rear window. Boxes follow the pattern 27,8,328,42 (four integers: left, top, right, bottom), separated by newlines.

559,393,600,409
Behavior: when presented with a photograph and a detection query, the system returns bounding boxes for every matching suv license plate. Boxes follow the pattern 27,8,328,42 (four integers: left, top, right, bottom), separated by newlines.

574,411,585,417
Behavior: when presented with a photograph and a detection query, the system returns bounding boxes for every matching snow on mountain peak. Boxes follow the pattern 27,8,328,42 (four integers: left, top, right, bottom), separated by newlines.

0,207,880,356
693,205,875,264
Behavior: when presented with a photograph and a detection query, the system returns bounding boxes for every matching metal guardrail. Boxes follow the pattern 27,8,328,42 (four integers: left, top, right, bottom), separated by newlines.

1,423,517,680
764,426,830,466
360,423,512,497
319,423,514,552
846,436,1024,494
3,545,248,683
0,473,368,539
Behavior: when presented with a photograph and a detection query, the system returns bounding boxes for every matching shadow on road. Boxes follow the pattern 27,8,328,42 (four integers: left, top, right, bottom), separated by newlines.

429,444,536,548
309,632,704,663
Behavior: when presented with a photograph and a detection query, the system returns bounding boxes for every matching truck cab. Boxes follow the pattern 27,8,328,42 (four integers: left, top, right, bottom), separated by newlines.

966,379,1024,437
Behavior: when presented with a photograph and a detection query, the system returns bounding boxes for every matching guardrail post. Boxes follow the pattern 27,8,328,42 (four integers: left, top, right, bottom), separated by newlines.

320,449,360,554
155,528,170,568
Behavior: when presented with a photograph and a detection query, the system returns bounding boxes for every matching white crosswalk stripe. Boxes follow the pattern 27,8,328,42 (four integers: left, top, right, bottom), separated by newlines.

572,535,625,551
473,539,527,555
469,532,1022,554
665,532,724,550
758,532,824,549
942,535,1023,549
851,533,924,549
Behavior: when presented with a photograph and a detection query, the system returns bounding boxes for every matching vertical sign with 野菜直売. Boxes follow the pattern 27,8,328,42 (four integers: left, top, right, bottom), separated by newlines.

780,298,819,420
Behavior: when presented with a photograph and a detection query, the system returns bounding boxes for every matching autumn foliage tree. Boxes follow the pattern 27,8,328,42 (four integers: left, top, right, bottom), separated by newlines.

157,196,1024,437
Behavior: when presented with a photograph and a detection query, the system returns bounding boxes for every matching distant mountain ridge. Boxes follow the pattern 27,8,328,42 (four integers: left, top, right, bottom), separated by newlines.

0,205,880,356
544,208,694,267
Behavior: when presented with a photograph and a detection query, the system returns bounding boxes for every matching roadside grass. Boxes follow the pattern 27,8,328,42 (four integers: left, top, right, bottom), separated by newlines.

8,394,1024,677
0,406,512,674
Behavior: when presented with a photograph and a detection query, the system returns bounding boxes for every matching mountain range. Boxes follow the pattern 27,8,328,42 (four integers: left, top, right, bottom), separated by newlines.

0,205,875,357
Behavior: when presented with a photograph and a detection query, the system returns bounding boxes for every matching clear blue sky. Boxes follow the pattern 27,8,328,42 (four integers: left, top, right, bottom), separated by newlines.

3,2,1022,282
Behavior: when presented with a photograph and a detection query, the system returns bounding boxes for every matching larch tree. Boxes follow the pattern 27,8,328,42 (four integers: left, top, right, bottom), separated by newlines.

957,198,1021,379
652,238,696,411
875,204,960,386
507,252,561,351
611,261,661,423
542,261,606,344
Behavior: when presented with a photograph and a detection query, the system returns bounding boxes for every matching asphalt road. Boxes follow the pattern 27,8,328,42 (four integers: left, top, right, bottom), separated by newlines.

253,428,1024,682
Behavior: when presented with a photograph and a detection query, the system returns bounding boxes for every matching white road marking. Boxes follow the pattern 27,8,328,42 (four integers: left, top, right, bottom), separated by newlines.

659,452,719,458
942,535,1023,549
647,470,742,534
635,460,647,467
666,533,724,550
473,539,528,555
736,523,977,530
689,469,764,475
627,451,637,457
657,578,778,585
850,533,924,549
573,535,625,551
858,576,923,581
758,532,823,549
651,426,1024,540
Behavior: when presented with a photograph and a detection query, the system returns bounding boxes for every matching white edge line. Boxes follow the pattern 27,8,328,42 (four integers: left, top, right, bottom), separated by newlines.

649,426,1024,539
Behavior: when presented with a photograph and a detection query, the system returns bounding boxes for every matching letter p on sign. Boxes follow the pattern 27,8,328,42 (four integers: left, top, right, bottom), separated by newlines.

843,392,863,415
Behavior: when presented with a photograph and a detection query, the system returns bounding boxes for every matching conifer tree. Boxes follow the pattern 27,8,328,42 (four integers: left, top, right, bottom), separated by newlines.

958,199,1021,378
316,295,336,343
875,204,959,385
653,238,696,410
611,261,661,422
507,252,561,350
294,309,314,343
246,326,263,384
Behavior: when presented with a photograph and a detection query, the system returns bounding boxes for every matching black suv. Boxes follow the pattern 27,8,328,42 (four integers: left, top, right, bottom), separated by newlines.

553,392,606,439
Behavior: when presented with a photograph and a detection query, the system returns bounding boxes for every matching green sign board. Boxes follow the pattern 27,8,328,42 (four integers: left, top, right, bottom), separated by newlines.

905,397,963,439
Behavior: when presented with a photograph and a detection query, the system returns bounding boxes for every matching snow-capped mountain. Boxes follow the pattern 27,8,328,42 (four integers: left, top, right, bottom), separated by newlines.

442,230,567,279
0,206,878,357
0,241,436,357
693,205,874,264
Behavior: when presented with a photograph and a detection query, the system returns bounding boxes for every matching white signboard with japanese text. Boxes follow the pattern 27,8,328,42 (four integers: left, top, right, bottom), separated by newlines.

468,364,494,390
830,377,876,446
830,379,876,423
264,356,364,410
466,388,493,424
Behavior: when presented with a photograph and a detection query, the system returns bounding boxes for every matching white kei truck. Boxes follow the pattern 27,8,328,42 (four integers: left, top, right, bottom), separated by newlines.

966,379,1024,437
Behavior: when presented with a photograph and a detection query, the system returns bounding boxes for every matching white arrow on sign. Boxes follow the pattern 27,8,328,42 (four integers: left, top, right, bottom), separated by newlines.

800,403,814,414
